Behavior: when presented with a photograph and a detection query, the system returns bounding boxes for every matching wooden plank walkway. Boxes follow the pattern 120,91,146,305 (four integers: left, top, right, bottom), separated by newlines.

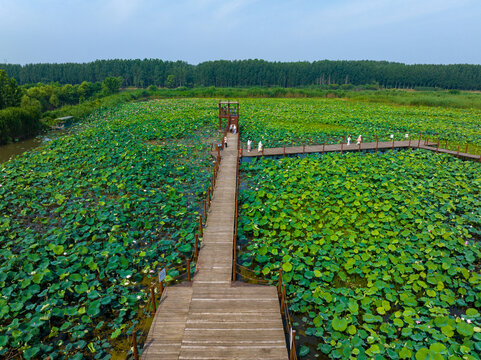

142,132,288,360
238,140,481,161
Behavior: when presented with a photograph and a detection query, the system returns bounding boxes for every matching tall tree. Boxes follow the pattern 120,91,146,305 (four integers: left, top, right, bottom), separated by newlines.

0,70,22,110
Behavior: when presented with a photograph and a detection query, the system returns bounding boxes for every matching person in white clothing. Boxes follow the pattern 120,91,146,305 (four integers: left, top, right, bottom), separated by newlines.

347,136,351,145
258,141,263,152
247,140,252,152
233,125,237,134
356,135,362,145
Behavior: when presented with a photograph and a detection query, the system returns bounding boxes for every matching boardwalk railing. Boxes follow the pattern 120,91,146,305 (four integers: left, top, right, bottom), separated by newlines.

239,132,481,162
233,262,298,360
240,132,480,155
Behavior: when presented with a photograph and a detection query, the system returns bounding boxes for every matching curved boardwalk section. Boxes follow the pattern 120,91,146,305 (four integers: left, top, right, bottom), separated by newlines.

142,133,288,360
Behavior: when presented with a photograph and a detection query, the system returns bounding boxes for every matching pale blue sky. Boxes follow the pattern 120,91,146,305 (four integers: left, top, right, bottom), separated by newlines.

1,0,480,65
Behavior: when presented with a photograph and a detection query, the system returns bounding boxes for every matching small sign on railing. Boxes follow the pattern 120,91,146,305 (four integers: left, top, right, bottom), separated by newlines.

158,268,166,282
290,326,293,349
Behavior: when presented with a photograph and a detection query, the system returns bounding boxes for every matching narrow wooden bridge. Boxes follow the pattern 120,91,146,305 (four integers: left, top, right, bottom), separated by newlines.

141,132,288,360
240,140,481,162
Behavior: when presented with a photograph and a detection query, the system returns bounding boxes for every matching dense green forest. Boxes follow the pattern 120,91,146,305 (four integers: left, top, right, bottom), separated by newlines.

1,59,481,90
0,70,125,144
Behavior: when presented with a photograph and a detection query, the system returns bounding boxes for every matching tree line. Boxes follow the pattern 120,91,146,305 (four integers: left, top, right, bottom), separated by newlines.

1,59,481,90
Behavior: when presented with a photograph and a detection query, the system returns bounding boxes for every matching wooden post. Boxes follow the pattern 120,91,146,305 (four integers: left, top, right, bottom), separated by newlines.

232,240,237,282
159,280,164,298
358,143,361,152
187,260,191,282
290,329,297,360
198,215,203,237
392,137,394,149
436,140,440,153
280,284,285,314
262,146,264,156
376,136,378,151
456,145,460,158
302,143,305,155
150,286,156,314
132,329,139,360
417,133,422,148
194,234,199,259
277,268,283,297
322,143,325,154
204,199,207,223
408,136,411,147
340,142,343,155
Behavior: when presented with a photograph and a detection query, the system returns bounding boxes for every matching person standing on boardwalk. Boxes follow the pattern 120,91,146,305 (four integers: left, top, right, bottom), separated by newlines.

247,140,252,152
258,141,263,152
229,124,233,133
356,135,362,145
224,136,228,148
347,135,351,145
233,125,237,134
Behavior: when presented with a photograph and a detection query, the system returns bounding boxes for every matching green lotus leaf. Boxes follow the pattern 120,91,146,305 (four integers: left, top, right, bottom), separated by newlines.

299,345,309,357
332,316,348,332
457,322,474,337
282,262,292,272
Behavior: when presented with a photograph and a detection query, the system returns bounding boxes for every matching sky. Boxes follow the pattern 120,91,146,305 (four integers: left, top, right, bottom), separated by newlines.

1,0,480,65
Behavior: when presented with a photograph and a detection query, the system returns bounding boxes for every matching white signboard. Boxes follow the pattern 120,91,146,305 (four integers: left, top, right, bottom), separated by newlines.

289,327,293,348
158,268,166,282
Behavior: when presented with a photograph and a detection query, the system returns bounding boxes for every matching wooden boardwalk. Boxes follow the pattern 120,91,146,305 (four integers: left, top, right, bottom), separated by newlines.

142,132,288,360
239,140,481,161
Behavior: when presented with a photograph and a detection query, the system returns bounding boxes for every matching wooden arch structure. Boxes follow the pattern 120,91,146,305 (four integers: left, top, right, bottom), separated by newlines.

218,101,239,130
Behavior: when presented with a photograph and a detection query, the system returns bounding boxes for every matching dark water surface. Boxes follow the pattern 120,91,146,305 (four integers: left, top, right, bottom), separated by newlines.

0,130,68,164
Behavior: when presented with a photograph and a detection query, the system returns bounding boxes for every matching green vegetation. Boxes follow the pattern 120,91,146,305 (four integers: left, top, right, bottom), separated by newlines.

0,70,42,144
2,59,481,90
1,96,481,359
0,99,216,359
238,151,481,359
0,75,127,144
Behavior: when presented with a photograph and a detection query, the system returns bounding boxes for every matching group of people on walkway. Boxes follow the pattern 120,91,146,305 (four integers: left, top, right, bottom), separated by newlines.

246,139,263,152
346,135,362,145
223,123,238,148
234,133,411,154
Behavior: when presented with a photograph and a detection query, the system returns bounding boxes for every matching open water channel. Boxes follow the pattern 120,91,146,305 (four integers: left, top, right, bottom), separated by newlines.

0,124,77,164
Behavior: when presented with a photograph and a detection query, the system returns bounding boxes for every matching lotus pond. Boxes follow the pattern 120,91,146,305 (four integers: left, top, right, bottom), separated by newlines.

238,150,481,359
0,99,217,359
238,99,481,153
